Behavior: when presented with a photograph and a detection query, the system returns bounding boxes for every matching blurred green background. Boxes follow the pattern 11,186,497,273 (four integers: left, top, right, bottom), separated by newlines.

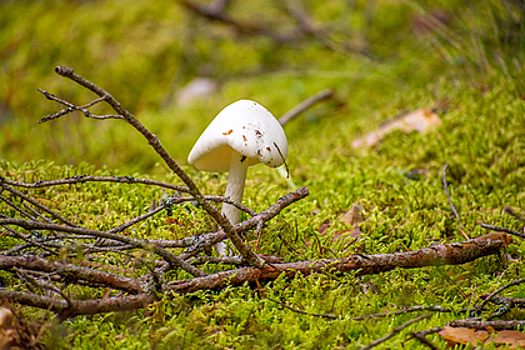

1,0,523,174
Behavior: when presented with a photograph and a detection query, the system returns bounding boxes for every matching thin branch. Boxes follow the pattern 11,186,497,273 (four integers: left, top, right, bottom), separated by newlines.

37,89,117,123
504,206,525,223
407,331,441,350
167,234,509,294
480,223,525,239
265,298,450,321
0,255,142,293
0,290,156,318
48,65,265,268
483,294,525,306
279,89,334,125
0,218,206,277
181,0,300,42
358,313,431,350
476,278,525,313
0,179,77,227
449,319,525,330
0,193,41,222
189,255,244,265
265,297,338,319
1,175,190,193
442,164,467,233
351,305,451,321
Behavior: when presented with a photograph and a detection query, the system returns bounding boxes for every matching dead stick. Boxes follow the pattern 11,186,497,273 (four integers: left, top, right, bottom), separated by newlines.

167,235,509,294
0,218,206,277
1,175,189,193
265,297,338,319
279,88,333,125
0,179,78,227
480,223,525,239
407,331,441,350
449,319,525,330
0,290,156,318
358,313,431,350
352,305,451,321
476,277,525,312
48,66,264,268
0,255,141,293
442,164,467,236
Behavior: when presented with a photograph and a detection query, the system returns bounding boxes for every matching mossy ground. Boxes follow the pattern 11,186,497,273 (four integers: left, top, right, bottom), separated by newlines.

1,0,525,348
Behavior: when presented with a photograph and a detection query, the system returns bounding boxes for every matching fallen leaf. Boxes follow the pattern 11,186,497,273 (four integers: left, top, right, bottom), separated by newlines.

439,326,525,349
352,108,441,148
339,204,365,226
0,308,13,329
439,326,488,347
320,204,366,245
332,227,362,241
488,330,525,349
318,223,330,235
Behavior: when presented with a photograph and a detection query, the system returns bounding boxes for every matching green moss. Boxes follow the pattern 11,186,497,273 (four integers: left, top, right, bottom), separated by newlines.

2,0,525,348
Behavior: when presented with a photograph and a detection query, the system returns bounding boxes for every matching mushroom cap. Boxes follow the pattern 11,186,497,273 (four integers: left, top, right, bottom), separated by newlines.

188,100,288,172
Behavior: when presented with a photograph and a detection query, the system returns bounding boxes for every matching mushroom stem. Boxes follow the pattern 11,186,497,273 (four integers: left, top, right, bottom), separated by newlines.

216,151,249,255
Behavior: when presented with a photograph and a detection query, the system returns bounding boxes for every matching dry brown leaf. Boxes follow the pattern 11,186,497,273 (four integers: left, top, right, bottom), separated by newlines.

318,223,330,235
488,330,525,349
439,326,525,349
352,108,441,148
0,309,13,329
439,326,488,347
339,204,365,226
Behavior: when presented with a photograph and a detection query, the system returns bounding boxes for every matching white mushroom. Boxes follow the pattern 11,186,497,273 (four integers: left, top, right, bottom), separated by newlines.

188,100,288,255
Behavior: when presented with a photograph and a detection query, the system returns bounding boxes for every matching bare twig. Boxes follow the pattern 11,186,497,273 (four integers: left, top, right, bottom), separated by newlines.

181,0,300,42
0,290,156,318
279,89,334,125
442,164,467,236
44,65,264,268
480,223,525,239
504,206,525,223
358,313,431,350
265,297,338,319
1,179,78,227
476,278,525,313
1,174,190,193
167,234,509,294
351,305,451,321
449,319,525,330
0,218,206,277
407,330,441,350
482,294,525,306
409,327,443,339
266,298,450,321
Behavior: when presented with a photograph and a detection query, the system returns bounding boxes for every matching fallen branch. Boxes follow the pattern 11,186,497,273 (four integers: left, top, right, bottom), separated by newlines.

449,319,525,330
167,234,510,294
358,313,431,350
0,234,508,317
265,298,449,321
475,277,525,315
279,89,334,125
407,330,441,350
0,255,142,294
0,290,156,319
41,65,263,267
